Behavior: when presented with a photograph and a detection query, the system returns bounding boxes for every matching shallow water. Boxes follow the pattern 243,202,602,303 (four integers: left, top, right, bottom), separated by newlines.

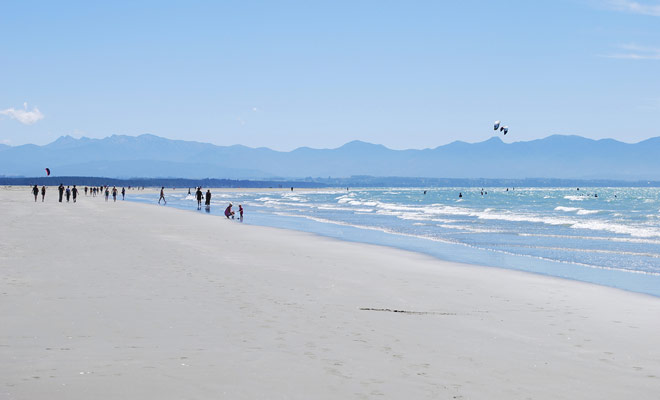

128,187,660,297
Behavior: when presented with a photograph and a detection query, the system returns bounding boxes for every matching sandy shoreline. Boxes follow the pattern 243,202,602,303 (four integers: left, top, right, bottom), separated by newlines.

1,187,659,399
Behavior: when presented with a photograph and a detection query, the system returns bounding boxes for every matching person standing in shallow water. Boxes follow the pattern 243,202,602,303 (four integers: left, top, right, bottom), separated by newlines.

205,190,211,207
158,187,166,204
238,204,244,222
32,185,39,202
196,187,203,209
41,186,46,202
121,187,125,200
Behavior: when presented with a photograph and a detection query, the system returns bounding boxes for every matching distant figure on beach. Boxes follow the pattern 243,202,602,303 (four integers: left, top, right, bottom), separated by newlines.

423,190,427,195
224,203,235,219
158,187,166,204
196,187,203,209
121,187,125,200
58,184,64,202
112,186,118,202
594,193,598,198
65,186,71,202
32,185,38,202
238,204,243,222
188,188,191,195
41,186,46,202
72,185,79,203
205,190,211,207
105,187,109,202
459,192,462,198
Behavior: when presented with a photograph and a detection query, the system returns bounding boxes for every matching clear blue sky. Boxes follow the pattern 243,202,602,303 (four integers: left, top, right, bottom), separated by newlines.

1,0,659,150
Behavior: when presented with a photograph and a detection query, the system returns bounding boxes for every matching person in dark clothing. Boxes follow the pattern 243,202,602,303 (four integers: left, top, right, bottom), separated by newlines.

41,186,46,202
238,204,244,222
205,190,211,207
121,187,125,200
196,187,203,209
58,184,64,202
72,185,79,203
32,185,39,202
65,186,71,202
84,186,88,196
112,186,118,202
105,187,109,202
158,187,166,204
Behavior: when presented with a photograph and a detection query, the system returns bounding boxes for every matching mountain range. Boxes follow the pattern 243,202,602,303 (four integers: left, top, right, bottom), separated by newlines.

1,134,659,180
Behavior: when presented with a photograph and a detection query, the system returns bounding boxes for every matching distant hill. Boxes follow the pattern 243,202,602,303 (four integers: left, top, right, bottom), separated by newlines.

1,134,660,180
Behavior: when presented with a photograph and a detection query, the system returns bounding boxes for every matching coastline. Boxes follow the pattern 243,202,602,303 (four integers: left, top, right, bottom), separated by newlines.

2,187,660,399
124,186,660,297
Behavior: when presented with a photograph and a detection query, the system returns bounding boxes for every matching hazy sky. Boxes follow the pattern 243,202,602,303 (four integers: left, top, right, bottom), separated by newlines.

1,0,659,150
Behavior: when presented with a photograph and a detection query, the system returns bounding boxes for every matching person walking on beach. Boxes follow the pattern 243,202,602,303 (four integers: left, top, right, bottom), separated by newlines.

41,186,46,202
112,186,118,202
32,185,39,202
158,187,167,204
224,203,234,219
84,186,88,196
238,204,243,222
121,187,125,200
196,187,203,209
205,189,211,207
65,186,71,202
58,184,64,202
72,185,79,203
104,187,109,202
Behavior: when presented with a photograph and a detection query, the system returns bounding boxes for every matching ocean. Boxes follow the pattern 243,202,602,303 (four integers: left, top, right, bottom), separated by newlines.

128,187,660,297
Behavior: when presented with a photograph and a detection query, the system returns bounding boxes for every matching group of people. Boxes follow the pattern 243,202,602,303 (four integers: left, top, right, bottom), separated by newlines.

172,187,244,221
31,184,127,203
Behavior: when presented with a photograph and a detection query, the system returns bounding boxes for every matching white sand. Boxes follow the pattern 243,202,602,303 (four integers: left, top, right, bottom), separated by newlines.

1,186,659,399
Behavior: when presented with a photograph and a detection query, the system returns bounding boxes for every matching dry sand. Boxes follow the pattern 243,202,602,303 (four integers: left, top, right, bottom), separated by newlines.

1,186,659,399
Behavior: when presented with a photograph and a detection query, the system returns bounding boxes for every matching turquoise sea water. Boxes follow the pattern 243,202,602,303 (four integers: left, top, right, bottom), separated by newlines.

128,187,660,297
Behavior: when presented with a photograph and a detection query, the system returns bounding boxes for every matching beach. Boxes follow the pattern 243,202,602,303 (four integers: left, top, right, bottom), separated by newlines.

1,186,659,399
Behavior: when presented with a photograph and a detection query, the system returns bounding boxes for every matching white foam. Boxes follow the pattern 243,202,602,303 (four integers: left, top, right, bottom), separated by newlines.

577,209,600,215
564,195,585,201
555,206,580,212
